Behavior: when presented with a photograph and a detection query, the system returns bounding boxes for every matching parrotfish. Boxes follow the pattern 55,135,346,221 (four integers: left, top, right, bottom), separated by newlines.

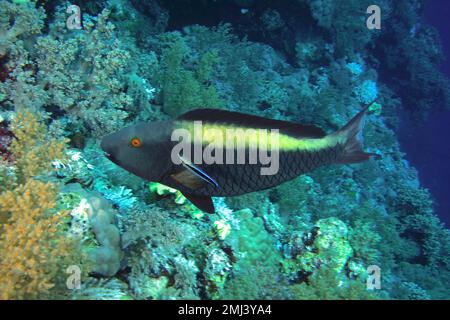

101,104,379,213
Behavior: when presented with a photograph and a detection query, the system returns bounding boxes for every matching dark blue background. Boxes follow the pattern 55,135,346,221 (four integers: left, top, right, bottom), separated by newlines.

398,0,450,228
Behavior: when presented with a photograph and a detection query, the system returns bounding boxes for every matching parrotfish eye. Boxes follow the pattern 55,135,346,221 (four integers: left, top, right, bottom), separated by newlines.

130,137,142,148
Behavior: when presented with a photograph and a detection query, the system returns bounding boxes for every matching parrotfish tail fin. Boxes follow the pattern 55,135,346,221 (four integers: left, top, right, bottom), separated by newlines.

336,101,381,164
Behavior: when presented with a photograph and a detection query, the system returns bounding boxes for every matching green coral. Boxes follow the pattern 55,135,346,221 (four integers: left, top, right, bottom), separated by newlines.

291,269,379,300
12,0,30,4
306,0,379,57
222,209,286,299
157,33,224,117
299,218,353,275
213,219,232,240
349,218,382,265
232,209,281,266
274,175,317,215
147,182,205,219
368,102,383,116
148,182,180,198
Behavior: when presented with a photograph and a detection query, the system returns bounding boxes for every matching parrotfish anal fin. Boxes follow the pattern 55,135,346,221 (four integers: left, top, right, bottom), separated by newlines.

181,192,215,214
177,108,327,139
170,157,219,190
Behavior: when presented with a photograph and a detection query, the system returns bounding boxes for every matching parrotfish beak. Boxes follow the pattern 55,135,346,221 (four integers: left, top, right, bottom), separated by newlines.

100,134,118,164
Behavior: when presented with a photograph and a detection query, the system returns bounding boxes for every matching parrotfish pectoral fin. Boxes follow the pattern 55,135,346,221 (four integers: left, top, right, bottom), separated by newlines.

336,101,381,164
170,169,206,189
171,156,219,190
181,192,215,214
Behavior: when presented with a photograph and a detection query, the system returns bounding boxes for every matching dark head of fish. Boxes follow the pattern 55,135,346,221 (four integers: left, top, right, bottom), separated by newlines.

101,121,174,182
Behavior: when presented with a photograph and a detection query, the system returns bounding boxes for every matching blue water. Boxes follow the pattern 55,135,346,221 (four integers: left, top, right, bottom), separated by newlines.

399,0,450,228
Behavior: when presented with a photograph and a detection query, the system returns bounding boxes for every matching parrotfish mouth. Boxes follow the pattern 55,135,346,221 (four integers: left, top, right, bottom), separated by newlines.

103,151,119,165
100,135,116,162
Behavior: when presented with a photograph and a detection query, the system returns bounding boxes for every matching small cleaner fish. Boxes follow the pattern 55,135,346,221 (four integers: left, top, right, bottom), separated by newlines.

101,104,379,213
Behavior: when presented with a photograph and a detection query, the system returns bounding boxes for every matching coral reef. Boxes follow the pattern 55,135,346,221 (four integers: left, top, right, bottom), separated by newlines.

0,0,449,300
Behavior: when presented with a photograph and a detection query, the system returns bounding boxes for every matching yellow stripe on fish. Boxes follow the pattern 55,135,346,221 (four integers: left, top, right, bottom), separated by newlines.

176,121,346,152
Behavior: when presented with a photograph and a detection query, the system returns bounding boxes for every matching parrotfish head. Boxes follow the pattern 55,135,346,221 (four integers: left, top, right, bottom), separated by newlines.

100,121,173,182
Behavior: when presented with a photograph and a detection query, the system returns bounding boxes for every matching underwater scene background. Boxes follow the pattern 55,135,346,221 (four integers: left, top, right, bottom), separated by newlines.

0,0,449,300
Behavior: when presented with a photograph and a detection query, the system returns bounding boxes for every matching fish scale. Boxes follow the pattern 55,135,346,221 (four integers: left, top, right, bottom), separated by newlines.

190,144,343,197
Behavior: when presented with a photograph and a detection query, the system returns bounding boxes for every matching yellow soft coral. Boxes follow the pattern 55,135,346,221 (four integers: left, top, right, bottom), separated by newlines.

0,111,81,299
0,180,73,299
9,111,67,184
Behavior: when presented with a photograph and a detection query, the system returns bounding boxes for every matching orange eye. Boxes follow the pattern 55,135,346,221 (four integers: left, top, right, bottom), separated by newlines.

130,137,142,148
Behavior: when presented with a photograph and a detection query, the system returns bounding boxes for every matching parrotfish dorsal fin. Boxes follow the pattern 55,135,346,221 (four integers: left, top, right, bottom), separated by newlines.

177,108,327,139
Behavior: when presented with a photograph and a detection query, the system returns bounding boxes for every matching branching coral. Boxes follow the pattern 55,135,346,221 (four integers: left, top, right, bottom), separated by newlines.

156,32,224,117
305,0,382,57
0,3,158,137
8,111,67,184
34,8,133,136
291,268,379,300
0,111,82,299
0,1,45,58
349,218,382,265
122,203,204,299
0,180,78,299
0,1,47,113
